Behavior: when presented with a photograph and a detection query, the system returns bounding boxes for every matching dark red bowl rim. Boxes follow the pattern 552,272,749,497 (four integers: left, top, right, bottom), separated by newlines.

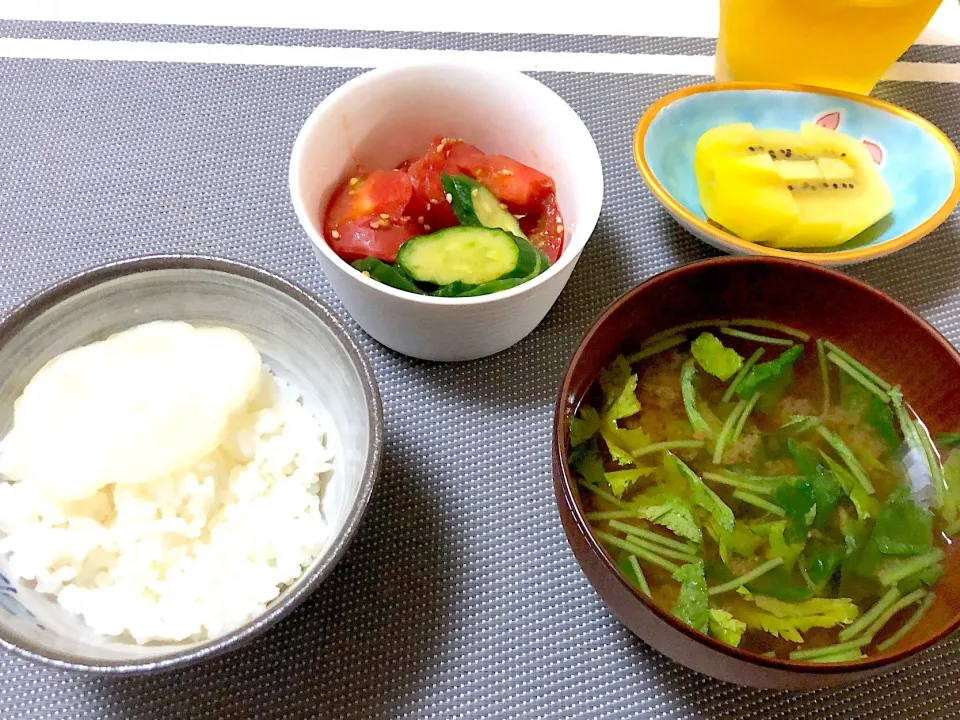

554,255,960,674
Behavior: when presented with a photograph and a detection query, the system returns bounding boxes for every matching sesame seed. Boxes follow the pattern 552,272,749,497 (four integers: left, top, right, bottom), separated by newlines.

471,188,479,198
436,143,445,152
349,177,360,186
370,220,380,229
556,224,564,234
417,216,425,224
400,216,410,222
331,230,340,239
348,190,355,196
501,169,514,176
499,203,508,210
423,224,431,232
361,271,371,278
379,213,390,219
445,193,453,203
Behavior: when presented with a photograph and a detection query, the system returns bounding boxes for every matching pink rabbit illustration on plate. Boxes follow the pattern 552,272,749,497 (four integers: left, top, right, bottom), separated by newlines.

814,111,885,166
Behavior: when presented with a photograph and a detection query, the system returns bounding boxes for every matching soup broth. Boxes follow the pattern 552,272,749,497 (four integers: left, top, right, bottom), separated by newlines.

569,320,957,663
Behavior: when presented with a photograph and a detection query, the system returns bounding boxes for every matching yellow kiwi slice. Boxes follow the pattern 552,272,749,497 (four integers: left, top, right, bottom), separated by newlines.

694,122,894,248
697,153,797,242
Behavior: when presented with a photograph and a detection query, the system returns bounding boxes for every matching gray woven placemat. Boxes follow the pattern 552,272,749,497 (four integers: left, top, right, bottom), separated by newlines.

0,31,959,720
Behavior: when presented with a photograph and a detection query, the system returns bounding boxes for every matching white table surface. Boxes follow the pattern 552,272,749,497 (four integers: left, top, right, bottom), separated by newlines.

2,0,959,42
1,1,959,84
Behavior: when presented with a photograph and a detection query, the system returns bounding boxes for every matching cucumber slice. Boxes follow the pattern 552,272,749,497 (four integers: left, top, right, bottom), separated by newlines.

505,235,542,280
433,281,474,297
442,173,526,239
351,257,425,294
432,237,549,297
536,248,551,274
458,277,528,297
396,227,521,286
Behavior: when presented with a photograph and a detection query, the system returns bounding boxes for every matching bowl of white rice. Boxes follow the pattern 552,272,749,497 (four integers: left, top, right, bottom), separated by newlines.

0,255,383,673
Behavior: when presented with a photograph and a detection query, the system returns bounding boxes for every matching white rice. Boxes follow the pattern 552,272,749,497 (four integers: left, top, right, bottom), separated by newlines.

0,370,335,644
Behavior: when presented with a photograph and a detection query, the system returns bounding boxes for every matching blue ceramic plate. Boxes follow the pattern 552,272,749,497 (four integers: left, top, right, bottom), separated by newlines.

634,82,960,265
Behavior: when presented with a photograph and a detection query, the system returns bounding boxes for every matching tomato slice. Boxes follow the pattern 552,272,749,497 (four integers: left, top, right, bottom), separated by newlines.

324,170,417,263
519,193,564,264
444,140,483,169
325,169,413,228
407,154,458,230
405,137,483,231
456,154,555,215
326,215,418,263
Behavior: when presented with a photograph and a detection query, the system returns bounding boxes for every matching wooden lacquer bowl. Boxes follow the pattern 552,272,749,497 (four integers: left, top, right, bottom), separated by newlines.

552,256,960,690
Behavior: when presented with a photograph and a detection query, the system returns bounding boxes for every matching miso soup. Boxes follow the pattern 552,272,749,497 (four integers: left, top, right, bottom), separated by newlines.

568,320,958,663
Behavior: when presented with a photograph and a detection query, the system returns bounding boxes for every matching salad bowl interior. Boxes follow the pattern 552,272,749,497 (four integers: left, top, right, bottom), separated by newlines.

290,61,604,361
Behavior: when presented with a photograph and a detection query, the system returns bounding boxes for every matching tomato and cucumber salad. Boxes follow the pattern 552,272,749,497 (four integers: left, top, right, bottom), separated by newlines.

322,137,565,297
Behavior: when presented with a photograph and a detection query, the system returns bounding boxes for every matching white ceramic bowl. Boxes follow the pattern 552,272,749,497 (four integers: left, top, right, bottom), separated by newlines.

0,256,383,673
289,62,604,362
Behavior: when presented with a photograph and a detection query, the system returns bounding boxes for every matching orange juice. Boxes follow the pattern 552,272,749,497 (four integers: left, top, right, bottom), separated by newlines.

716,0,943,95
